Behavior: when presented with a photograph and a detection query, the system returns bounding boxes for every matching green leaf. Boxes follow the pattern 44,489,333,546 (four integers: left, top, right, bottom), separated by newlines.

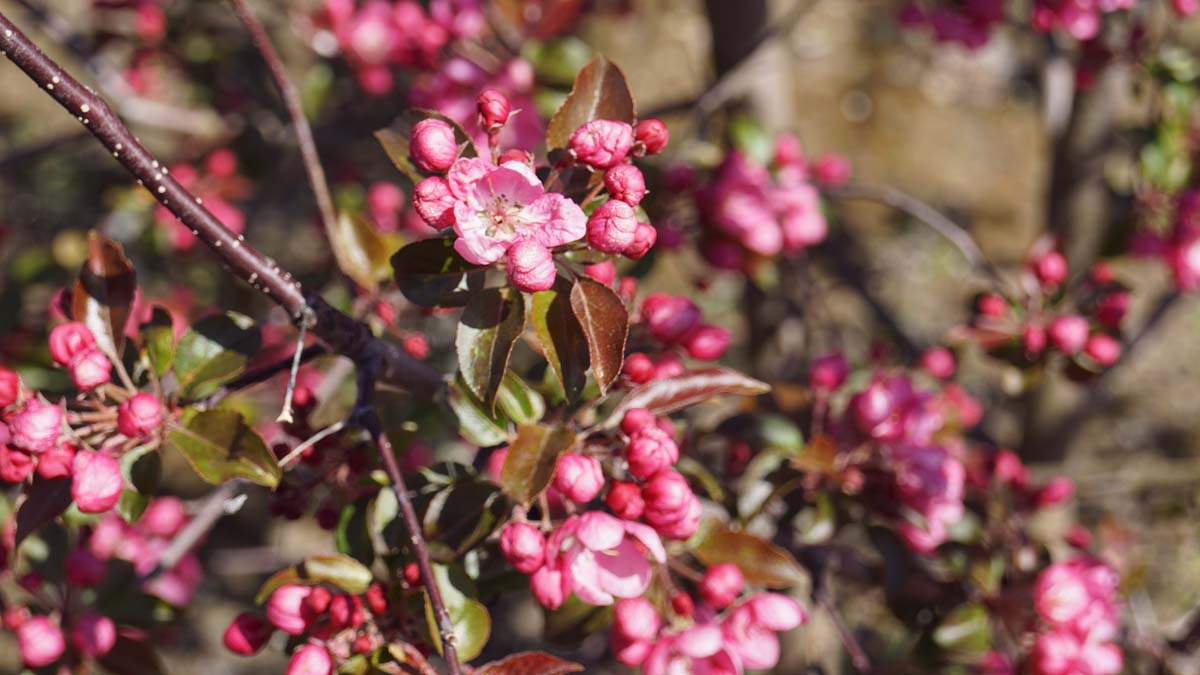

500,424,576,505
165,409,281,488
546,55,636,150
421,479,510,560
569,277,628,395
330,211,393,292
374,128,423,184
530,281,589,403
607,368,770,426
495,371,545,425
172,312,261,401
138,306,175,378
729,114,773,166
116,446,161,524
390,238,483,308
424,564,491,662
71,231,137,365
478,652,585,675
448,375,509,446
337,497,375,566
692,518,808,589
456,288,526,412
256,554,374,603
933,602,992,658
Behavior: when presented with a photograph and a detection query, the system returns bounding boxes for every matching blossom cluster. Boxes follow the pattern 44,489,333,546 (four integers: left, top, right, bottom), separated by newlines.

1133,189,1200,291
1031,557,1124,675
622,293,732,382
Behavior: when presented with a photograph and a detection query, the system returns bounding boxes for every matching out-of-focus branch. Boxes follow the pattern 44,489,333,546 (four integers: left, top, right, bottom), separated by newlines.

226,0,337,237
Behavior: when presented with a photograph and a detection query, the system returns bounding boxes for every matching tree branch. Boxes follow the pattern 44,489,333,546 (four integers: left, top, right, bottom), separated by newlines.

226,0,337,236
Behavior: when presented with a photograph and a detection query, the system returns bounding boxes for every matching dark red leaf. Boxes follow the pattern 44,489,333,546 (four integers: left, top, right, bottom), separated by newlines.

477,651,585,675
546,55,636,150
15,476,73,546
569,277,628,394
608,368,770,425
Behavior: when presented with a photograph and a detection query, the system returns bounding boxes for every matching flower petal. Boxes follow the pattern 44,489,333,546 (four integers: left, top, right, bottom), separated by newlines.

675,625,722,658
453,227,508,265
447,158,493,202
565,547,613,606
727,625,779,670
750,593,807,631
595,539,653,599
525,194,586,248
623,520,667,563
575,511,625,551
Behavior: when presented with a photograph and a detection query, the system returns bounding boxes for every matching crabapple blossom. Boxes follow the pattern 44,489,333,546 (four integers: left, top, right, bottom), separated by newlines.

634,118,669,155
0,444,35,483
0,367,18,408
1031,629,1123,675
722,593,808,670
140,496,189,538
553,452,605,503
71,450,123,513
410,119,459,173
542,512,666,606
10,399,62,453
641,294,702,344
700,563,744,609
1048,315,1090,355
48,322,95,366
919,347,956,379
605,164,647,206
570,119,634,169
476,88,511,131
287,644,333,675
1032,250,1068,288
624,221,658,259
71,612,116,657
621,408,656,436
810,352,849,390
224,612,273,656
684,325,731,360
17,616,65,667
506,239,557,292
117,393,163,438
613,597,660,642
642,469,702,540
1085,333,1121,366
587,199,639,253
412,176,456,228
606,480,645,520
35,442,74,480
642,624,741,675
268,585,315,635
69,348,111,391
529,563,569,610
584,260,617,285
625,426,679,480
499,522,546,573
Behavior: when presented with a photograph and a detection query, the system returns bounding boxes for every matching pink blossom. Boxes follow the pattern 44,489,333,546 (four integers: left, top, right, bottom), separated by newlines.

588,199,640,253
117,393,163,439
612,597,660,642
634,118,670,155
476,88,511,131
0,444,36,483
410,118,459,173
140,496,188,538
722,593,808,669
553,452,605,503
71,612,116,657
641,294,702,344
606,481,645,520
1048,315,1090,355
544,512,666,607
1084,333,1121,366
890,444,965,554
224,612,273,656
810,352,849,390
919,347,956,379
642,470,702,540
499,522,546,574
69,348,112,391
700,564,744,609
49,322,95,366
570,119,635,169
287,644,333,675
529,561,569,610
17,615,65,667
685,325,731,361
35,442,75,480
643,624,741,675
605,164,648,206
624,221,658,259
506,239,557,292
1034,557,1119,639
410,57,543,151
0,367,19,408
625,427,680,480
11,400,62,453
413,176,456,228
268,585,315,635
1032,628,1123,675
448,158,586,265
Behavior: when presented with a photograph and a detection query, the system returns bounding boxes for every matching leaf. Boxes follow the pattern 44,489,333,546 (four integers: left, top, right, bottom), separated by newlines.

569,277,628,394
138,306,175,378
172,312,261,401
448,375,509,447
165,409,281,488
330,211,393,292
116,446,161,524
15,477,73,546
546,55,636,150
933,602,992,657
390,238,484,308
424,565,491,662
255,554,375,603
607,368,770,425
495,371,545,425
337,497,375,567
98,632,167,675
500,424,576,505
71,231,137,364
478,652,585,675
530,281,589,403
421,479,509,560
692,519,807,589
456,288,525,412
374,128,423,184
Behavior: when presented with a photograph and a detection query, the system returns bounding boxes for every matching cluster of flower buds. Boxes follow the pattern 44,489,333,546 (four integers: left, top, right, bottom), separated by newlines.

695,134,835,270
607,408,702,540
154,149,247,252
49,322,111,391
9,610,118,668
1133,189,1200,291
897,0,1005,49
1030,0,1135,41
1030,557,1123,675
620,294,731,381
410,57,543,152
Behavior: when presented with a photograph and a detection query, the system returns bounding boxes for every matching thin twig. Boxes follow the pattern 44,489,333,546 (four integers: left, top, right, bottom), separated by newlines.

226,0,337,236
138,479,247,582
201,344,327,409
277,419,346,468
816,589,871,672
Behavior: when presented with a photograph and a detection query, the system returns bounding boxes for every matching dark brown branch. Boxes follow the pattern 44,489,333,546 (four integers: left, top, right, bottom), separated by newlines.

816,589,871,672
227,0,337,237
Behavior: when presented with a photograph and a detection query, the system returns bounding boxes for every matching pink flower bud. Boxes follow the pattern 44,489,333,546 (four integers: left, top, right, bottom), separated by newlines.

223,612,272,656
18,616,65,667
1035,476,1075,508
655,494,701,540
641,469,693,526
641,294,701,344
11,400,62,453
606,481,644,520
748,593,808,630
69,347,112,391
0,444,35,483
1032,251,1068,288
141,497,188,538
993,450,1028,488
499,522,546,574
587,200,639,254
1048,315,1089,355
684,325,731,360
476,89,511,131
583,260,617,285
1024,322,1047,355
66,549,106,587
1176,0,1199,16
409,119,458,173
810,352,849,391
0,367,21,408
977,293,1008,317
304,587,332,618
623,221,657,259
48,322,96,366
569,119,634,169
612,597,660,641
35,442,75,480
634,118,669,155
1084,333,1120,366
604,165,647,206
653,353,686,380
286,644,333,675
620,408,655,436
919,347,955,379
851,380,893,434
612,633,654,666
117,393,163,439
671,592,694,618
267,585,314,635
413,176,456,228
553,452,605,503
623,353,655,384
71,612,116,657
1095,291,1128,329
812,153,851,186
498,149,533,165
773,133,806,168
625,427,679,480
72,450,123,514
506,240,557,292
700,563,744,610
530,564,568,610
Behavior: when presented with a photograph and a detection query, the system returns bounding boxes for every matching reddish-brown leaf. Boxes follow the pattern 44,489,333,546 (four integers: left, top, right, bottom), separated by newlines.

72,231,136,363
607,368,770,425
569,277,628,394
500,424,577,505
15,476,72,546
477,651,585,675
456,288,526,411
546,55,636,150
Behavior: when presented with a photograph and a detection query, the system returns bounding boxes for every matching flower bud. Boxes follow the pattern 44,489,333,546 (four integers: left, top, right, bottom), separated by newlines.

587,200,639,254
684,325,730,361
699,563,743,609
612,633,653,666
604,165,647,206
304,587,332,618
641,469,694,526
620,408,655,436
606,481,644,520
506,240,557,292
810,352,848,391
654,494,701,540
72,450,123,514
413,176,456,228
748,593,808,631
625,427,679,480
364,583,388,615
35,442,75,480
403,563,422,587
267,585,314,635
1177,0,1199,16
1034,476,1075,508
530,564,568,610
584,260,617,285
670,592,694,618
287,644,333,675
66,549,106,587
409,119,459,173
1048,315,1089,355
141,496,188,538
11,400,62,454
812,153,851,186
1023,322,1047,355
623,221,657,259
0,445,35,483
851,380,893,434
0,368,21,408
1095,291,1129,329
773,133,805,168
919,347,955,380
328,594,363,629
476,89,511,131
69,347,112,391
653,353,686,380
49,322,96,366
623,353,655,384
117,393,163,439
569,119,634,169
641,294,701,344
977,293,1008,317
17,616,65,667
223,612,272,656
634,118,669,155
1084,333,1120,366
1031,251,1068,288
499,522,546,574
993,450,1028,488
612,597,660,642
553,453,605,503
71,612,116,658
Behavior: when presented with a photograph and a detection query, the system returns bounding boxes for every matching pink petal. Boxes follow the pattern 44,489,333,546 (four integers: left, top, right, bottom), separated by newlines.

1082,641,1123,675
545,516,578,565
595,539,653,599
497,160,541,189
565,547,613,606
452,221,510,264
728,625,779,670
642,639,672,675
525,194,586,248
623,520,667,563
575,511,625,551
750,593,807,631
447,157,493,202
476,165,544,207
676,625,723,658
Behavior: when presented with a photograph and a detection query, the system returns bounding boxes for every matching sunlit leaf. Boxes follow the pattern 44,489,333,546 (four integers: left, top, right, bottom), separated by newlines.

138,306,175,378
692,518,807,589
569,277,628,394
424,564,491,662
607,368,770,425
172,312,261,401
71,231,136,365
530,281,588,403
448,375,509,447
500,424,576,505
330,211,392,292
255,554,375,603
546,55,636,150
165,409,280,488
456,288,525,411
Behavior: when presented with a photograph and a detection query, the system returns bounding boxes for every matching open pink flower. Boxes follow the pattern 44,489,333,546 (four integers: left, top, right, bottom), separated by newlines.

447,158,586,266
643,624,742,675
721,593,807,670
1032,628,1123,675
543,512,665,607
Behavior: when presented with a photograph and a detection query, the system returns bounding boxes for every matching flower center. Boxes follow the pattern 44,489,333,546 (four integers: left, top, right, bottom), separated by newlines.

482,195,526,237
